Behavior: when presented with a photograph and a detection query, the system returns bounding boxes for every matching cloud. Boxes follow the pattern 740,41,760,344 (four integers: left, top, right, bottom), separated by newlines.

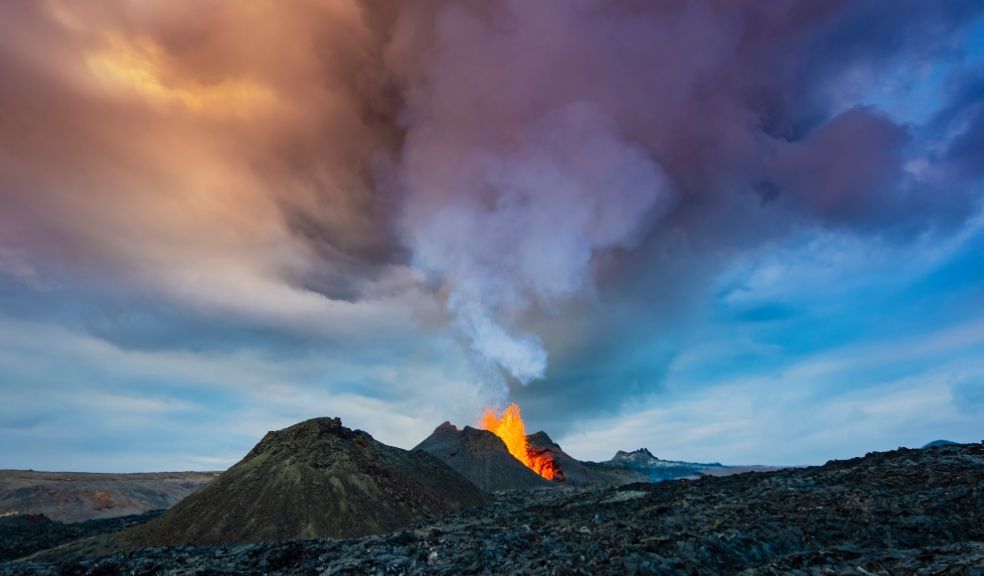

378,0,984,390
398,102,673,386
0,1,408,336
0,0,983,468
764,107,910,223
561,322,984,465
0,312,483,471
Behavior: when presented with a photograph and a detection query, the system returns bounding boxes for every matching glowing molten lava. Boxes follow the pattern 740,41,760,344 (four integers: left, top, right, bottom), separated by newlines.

480,403,557,480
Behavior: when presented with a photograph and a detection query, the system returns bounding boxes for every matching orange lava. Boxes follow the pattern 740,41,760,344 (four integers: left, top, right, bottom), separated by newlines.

480,403,557,480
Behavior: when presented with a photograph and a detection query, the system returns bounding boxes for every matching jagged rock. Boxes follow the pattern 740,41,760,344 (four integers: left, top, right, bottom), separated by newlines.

414,422,551,492
119,417,487,546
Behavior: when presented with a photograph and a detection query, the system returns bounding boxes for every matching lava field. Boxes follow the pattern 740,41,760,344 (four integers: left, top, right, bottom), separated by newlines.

4,442,983,575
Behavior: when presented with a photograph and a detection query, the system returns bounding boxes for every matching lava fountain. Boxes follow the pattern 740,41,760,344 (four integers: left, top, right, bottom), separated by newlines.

480,403,557,480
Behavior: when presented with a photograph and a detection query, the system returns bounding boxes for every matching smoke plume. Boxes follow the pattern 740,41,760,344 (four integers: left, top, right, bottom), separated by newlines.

377,0,983,388
1,0,982,408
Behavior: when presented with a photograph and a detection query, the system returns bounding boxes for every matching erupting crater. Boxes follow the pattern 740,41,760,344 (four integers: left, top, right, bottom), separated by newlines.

480,404,558,481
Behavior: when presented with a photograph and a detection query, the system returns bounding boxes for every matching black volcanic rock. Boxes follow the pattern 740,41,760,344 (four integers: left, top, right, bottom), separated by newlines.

413,422,551,492
120,417,486,546
0,511,160,561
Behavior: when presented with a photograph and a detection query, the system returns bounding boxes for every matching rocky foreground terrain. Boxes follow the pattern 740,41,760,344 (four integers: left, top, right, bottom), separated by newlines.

3,442,982,575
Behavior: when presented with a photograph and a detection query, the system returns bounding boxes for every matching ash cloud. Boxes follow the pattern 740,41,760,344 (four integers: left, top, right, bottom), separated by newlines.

1,0,983,427
396,102,673,385
379,0,984,395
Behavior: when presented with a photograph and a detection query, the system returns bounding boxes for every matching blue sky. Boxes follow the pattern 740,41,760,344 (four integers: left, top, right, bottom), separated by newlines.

0,1,983,471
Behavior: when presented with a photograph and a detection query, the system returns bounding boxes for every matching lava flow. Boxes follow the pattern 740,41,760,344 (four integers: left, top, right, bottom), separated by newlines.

480,403,557,480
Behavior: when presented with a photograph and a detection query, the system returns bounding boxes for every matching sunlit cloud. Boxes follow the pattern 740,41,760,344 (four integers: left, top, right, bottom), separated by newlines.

85,35,277,117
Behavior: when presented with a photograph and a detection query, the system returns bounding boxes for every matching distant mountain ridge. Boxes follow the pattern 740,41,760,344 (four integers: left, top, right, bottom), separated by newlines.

0,471,218,523
594,448,779,482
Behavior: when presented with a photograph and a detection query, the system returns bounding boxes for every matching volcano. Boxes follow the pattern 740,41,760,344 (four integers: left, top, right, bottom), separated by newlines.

121,417,486,546
414,422,552,492
417,412,643,489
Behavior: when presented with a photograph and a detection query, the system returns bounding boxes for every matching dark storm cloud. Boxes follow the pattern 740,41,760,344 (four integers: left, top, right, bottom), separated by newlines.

1,0,983,437
938,78,984,181
376,0,984,414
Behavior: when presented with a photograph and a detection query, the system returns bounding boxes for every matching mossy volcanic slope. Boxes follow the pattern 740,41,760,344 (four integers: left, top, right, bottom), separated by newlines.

122,417,487,546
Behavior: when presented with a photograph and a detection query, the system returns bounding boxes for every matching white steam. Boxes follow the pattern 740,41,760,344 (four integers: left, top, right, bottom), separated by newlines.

401,103,674,384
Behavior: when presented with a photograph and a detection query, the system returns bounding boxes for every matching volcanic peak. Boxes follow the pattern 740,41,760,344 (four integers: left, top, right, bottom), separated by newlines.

121,416,486,546
414,422,552,492
243,417,360,462
612,448,659,463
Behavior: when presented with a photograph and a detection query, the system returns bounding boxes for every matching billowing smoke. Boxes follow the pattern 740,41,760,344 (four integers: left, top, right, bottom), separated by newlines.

376,0,983,389
398,102,672,384
1,0,982,413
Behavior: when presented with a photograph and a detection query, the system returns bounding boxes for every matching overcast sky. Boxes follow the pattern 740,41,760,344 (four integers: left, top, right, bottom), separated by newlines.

1,0,983,471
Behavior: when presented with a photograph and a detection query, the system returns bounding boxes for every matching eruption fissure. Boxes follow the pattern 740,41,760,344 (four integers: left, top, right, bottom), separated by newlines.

480,403,557,481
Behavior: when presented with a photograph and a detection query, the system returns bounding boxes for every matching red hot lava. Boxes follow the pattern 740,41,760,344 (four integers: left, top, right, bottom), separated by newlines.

480,403,558,481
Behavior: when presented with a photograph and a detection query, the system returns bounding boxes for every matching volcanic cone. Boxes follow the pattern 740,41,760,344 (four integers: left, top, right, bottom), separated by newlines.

414,422,552,492
123,417,486,546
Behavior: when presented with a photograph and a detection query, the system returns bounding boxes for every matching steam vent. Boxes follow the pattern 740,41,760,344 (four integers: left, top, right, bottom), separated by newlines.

122,418,487,546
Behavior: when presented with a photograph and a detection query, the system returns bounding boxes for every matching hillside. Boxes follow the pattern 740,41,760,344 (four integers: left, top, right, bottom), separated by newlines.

119,417,486,546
